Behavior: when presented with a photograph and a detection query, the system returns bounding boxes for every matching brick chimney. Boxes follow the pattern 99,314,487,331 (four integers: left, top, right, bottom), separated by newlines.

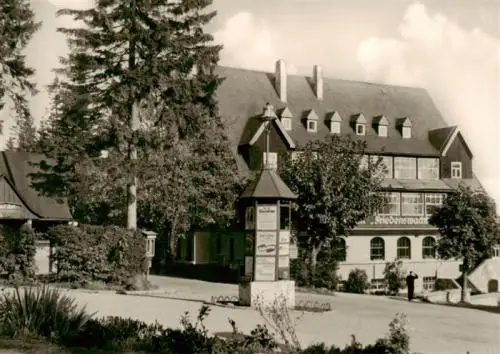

313,65,323,100
275,59,287,102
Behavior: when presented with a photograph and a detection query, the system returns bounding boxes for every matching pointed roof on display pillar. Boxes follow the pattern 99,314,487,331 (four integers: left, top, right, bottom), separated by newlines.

240,169,297,200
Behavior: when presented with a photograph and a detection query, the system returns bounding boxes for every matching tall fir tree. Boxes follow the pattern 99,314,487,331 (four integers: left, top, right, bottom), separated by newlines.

0,0,40,136
34,1,244,252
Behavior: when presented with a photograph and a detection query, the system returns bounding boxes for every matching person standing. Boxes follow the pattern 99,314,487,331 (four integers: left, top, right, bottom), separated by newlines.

406,271,419,301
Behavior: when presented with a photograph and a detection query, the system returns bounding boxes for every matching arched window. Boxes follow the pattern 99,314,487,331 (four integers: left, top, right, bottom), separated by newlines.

370,237,385,260
397,237,411,259
335,238,347,262
422,236,436,259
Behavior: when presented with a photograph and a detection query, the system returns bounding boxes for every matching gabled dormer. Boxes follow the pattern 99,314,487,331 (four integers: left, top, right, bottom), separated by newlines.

396,117,412,139
327,111,342,134
372,115,389,137
278,107,293,131
351,113,366,136
304,109,318,133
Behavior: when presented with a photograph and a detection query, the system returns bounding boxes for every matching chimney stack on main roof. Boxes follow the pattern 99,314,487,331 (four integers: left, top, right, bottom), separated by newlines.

275,59,287,102
313,65,323,100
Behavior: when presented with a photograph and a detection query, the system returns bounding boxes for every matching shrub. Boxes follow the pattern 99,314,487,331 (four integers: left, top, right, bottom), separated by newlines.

344,269,369,294
46,224,148,289
384,260,406,296
0,225,37,282
290,246,340,291
0,286,92,340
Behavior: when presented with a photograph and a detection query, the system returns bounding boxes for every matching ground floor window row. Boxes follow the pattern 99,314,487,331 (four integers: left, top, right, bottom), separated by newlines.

334,236,437,262
370,276,436,291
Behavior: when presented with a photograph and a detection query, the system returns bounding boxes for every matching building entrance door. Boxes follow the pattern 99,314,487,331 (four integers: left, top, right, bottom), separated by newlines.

487,279,498,293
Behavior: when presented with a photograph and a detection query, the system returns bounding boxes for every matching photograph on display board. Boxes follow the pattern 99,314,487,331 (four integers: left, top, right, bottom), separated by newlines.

256,231,277,255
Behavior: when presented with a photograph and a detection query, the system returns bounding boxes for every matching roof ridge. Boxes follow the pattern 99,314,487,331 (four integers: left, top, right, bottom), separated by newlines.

216,65,428,91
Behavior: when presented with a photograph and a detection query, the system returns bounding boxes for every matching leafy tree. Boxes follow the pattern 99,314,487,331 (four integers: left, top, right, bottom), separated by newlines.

32,0,243,256
344,268,370,294
280,135,387,277
0,0,40,130
429,184,499,303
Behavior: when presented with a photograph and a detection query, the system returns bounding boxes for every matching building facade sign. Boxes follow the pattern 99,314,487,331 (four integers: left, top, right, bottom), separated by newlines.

359,215,429,226
257,205,277,230
0,203,23,219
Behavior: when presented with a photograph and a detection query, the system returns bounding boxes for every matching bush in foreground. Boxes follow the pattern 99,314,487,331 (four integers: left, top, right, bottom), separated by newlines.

0,286,419,353
0,286,92,339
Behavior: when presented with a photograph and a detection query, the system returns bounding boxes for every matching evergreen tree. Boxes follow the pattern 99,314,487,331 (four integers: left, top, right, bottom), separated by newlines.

0,0,40,130
8,108,37,151
34,1,244,253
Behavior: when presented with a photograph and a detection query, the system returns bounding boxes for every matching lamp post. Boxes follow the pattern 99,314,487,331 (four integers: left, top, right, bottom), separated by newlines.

261,102,277,169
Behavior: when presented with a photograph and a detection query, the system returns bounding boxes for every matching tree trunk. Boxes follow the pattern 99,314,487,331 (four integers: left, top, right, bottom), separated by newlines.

309,242,323,286
461,269,470,303
127,0,138,230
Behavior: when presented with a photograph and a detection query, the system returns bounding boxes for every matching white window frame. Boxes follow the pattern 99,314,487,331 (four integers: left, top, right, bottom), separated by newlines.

381,156,393,179
397,237,411,259
425,193,443,216
262,152,278,170
394,157,417,179
330,121,341,134
378,125,388,137
401,193,424,216
402,126,411,139
380,192,401,216
451,161,462,179
281,117,292,131
370,278,386,290
307,120,317,132
422,236,436,259
356,123,366,136
423,276,436,291
418,158,440,180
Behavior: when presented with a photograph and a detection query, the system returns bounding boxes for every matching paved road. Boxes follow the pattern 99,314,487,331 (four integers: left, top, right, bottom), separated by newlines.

62,276,499,354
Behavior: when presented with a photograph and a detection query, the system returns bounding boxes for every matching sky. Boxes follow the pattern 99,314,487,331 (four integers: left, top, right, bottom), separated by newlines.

10,0,500,210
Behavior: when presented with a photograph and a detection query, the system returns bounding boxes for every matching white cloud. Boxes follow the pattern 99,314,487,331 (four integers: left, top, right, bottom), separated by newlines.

213,12,298,74
357,2,500,211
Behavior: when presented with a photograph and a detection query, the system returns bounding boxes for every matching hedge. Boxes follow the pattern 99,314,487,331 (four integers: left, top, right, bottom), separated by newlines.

0,224,36,281
46,224,148,289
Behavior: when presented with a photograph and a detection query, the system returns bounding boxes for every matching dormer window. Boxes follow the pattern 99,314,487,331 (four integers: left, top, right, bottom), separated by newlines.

279,107,293,131
304,109,319,133
451,161,462,179
307,120,317,132
328,111,342,134
373,115,389,137
356,124,365,136
396,117,412,139
351,113,367,136
281,118,292,131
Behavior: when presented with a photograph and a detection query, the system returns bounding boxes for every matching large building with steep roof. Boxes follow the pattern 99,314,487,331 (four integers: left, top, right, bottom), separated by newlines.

177,60,497,294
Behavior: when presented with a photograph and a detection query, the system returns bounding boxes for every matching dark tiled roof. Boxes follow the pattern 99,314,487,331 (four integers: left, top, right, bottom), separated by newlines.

240,169,297,200
442,177,485,193
428,126,456,153
215,65,448,155
0,151,72,220
381,179,452,191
